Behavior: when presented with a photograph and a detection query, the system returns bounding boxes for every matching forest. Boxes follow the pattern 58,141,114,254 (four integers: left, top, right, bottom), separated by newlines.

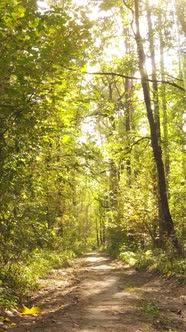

0,0,185,308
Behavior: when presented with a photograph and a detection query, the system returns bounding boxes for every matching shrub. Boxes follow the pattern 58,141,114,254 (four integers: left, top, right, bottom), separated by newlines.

0,248,76,308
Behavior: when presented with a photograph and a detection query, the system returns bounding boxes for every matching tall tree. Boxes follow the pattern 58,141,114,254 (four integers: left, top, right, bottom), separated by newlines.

133,0,180,250
0,0,92,261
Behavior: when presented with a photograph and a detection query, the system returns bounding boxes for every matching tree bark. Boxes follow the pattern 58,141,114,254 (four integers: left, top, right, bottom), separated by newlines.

134,0,180,251
158,12,170,183
124,28,133,186
146,0,165,246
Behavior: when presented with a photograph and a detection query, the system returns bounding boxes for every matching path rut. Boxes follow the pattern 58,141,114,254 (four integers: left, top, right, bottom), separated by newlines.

7,253,186,332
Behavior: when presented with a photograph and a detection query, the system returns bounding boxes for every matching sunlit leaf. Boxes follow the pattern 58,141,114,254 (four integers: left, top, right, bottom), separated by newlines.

62,135,71,143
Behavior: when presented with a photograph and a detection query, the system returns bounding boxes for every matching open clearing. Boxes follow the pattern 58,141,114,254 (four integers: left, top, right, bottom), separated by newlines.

6,253,186,332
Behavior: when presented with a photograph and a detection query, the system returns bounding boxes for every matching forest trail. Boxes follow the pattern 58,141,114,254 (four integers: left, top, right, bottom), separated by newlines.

7,253,186,332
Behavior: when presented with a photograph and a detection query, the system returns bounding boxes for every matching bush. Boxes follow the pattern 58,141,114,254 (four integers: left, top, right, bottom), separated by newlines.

135,249,186,281
119,250,137,265
117,247,185,281
0,248,76,308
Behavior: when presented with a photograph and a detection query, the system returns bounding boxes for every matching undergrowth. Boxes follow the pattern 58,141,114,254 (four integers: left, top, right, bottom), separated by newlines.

0,249,75,308
141,301,160,318
117,247,186,282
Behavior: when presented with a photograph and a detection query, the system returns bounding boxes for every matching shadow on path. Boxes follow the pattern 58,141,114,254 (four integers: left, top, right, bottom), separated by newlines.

7,253,186,332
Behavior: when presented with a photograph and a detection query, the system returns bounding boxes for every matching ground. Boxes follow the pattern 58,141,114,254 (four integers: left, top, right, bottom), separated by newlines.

3,252,186,332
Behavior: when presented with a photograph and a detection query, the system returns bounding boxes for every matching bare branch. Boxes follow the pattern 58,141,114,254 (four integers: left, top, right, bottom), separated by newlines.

86,71,185,92
124,136,151,154
123,0,134,13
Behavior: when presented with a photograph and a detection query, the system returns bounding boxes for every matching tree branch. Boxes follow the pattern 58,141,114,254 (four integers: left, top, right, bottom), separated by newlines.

123,0,134,13
124,136,151,155
86,71,185,92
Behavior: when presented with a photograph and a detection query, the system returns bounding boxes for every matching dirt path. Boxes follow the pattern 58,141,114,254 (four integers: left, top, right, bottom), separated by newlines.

6,253,186,332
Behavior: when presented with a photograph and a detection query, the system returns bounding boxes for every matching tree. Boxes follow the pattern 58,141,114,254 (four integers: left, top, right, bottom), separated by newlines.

0,0,93,263
84,0,185,252
133,0,181,251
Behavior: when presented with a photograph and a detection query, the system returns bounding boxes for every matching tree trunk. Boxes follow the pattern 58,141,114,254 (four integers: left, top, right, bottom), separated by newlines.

124,28,133,186
146,0,161,138
146,1,164,246
134,0,180,251
159,12,170,184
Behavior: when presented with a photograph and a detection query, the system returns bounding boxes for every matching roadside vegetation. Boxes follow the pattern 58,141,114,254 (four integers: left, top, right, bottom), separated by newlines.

0,0,185,308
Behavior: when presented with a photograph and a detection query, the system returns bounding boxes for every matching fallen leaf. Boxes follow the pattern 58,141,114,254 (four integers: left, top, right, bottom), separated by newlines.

21,305,41,315
4,317,10,322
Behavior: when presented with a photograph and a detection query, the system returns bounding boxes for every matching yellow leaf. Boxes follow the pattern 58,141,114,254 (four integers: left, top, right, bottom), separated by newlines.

11,323,17,326
4,317,10,322
21,305,41,315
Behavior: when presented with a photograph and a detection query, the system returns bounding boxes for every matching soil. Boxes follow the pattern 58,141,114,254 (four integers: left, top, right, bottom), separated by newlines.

4,252,186,332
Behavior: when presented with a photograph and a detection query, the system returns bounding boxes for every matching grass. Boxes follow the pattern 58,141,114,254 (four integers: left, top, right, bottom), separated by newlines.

0,248,76,308
122,281,140,292
141,301,160,318
118,248,186,282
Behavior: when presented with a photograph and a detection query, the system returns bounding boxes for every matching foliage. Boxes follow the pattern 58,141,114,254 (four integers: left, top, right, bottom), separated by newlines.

0,0,94,307
141,301,160,318
136,250,186,281
119,250,137,265
0,248,75,307
87,0,185,257
0,0,185,308
118,248,186,281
